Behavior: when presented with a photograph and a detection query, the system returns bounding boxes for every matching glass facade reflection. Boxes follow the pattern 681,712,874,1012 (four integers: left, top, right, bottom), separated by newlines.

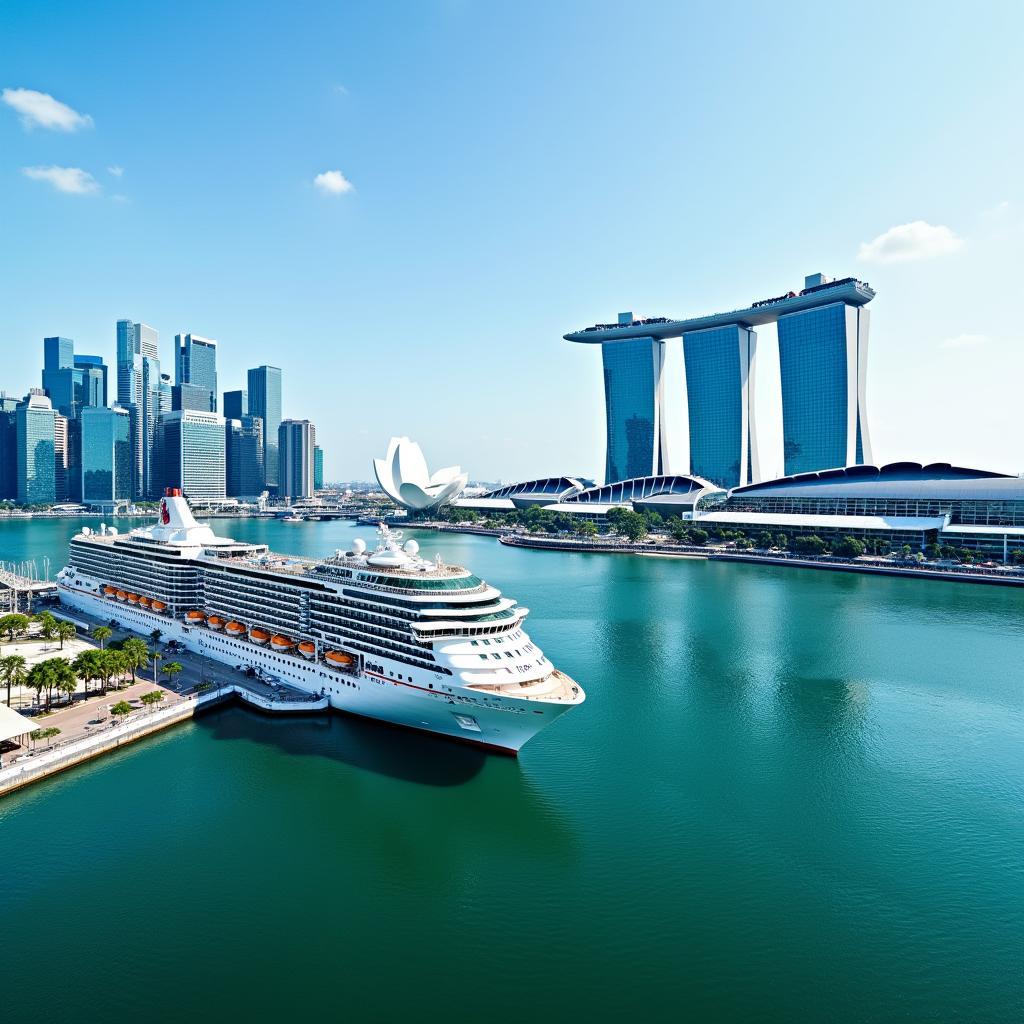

16,393,56,505
683,325,758,488
248,365,282,488
777,303,871,475
157,410,226,499
80,407,131,503
601,339,664,484
175,334,218,412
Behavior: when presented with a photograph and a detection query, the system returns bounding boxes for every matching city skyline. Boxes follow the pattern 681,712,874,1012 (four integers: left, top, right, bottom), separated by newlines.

1,2,1022,481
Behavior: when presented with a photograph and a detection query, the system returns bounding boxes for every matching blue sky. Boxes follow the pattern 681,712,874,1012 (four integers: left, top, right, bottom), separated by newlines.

2,0,1022,481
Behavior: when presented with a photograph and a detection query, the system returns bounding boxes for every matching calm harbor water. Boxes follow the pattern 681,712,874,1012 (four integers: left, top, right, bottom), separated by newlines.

1,516,1021,1022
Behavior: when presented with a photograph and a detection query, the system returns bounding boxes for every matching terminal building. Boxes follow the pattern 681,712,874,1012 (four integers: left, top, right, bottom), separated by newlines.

565,274,875,489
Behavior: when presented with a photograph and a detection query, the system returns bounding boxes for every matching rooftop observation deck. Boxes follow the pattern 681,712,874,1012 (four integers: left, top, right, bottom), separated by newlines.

564,277,876,344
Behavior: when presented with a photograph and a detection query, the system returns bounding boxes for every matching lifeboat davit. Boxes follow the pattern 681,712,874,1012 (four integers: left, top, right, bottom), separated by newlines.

270,635,295,652
139,596,152,608
325,650,354,667
151,600,167,612
298,641,316,660
185,610,205,622
127,593,140,604
116,590,127,601
208,615,226,630
249,627,270,644
103,585,116,596
225,621,246,636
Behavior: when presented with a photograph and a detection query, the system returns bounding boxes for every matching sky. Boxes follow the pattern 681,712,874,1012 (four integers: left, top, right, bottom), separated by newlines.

1,0,1023,483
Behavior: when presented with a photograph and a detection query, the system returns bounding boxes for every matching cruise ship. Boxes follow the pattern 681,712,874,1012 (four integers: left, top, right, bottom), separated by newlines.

56,490,584,753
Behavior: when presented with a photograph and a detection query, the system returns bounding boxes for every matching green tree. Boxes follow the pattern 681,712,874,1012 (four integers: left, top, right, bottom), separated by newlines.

0,654,27,707
121,638,150,682
689,528,709,547
110,700,133,721
55,619,77,649
29,726,61,747
923,543,942,561
108,650,131,689
832,536,866,559
756,531,774,550
575,520,599,538
161,662,184,687
775,533,788,551
140,690,165,710
614,510,648,543
0,613,30,643
35,611,58,644
901,544,913,558
91,625,113,650
72,649,102,695
793,535,828,556
149,629,163,646
25,661,51,708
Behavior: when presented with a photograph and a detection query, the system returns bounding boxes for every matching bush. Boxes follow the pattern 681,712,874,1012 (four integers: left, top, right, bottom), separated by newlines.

689,528,708,547
792,535,828,556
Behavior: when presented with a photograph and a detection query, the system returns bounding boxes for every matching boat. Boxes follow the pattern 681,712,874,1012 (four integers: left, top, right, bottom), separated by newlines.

139,596,152,608
55,488,584,753
280,514,303,523
103,585,116,596
127,593,140,604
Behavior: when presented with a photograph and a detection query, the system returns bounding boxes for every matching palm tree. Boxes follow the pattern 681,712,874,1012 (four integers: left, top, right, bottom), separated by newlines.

35,611,58,646
25,662,50,708
149,649,163,685
0,654,27,707
91,625,112,650
72,650,101,696
161,662,184,687
50,658,77,706
149,628,163,647
55,620,77,650
121,638,149,683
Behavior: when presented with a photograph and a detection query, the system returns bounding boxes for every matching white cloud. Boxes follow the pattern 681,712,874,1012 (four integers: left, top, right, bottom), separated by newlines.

108,165,124,177
857,221,963,264
941,333,990,350
1,87,93,131
22,165,100,195
313,170,354,195
333,84,349,96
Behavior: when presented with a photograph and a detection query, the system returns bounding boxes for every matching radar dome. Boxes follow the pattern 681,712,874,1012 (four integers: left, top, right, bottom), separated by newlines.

351,538,367,555
403,539,420,556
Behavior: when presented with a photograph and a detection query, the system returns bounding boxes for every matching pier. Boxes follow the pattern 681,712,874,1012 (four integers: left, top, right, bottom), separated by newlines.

0,561,58,613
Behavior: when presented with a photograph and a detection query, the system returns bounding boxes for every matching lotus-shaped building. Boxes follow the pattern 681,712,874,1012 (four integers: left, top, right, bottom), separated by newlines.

374,437,468,512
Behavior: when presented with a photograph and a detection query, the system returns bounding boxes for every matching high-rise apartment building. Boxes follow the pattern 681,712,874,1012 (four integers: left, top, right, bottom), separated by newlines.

223,389,247,420
278,419,315,500
80,406,132,505
175,334,217,412
225,415,265,498
16,392,57,505
247,365,282,489
156,410,226,500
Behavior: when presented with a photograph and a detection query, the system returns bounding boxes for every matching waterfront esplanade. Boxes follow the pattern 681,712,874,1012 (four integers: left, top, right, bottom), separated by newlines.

565,275,876,488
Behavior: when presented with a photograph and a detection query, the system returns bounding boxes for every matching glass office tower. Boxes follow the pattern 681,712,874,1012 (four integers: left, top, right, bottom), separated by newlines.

247,365,282,489
175,334,218,412
777,303,872,475
601,335,665,484
226,416,265,497
156,410,226,499
16,392,57,505
116,320,141,406
682,325,759,488
223,389,247,420
278,419,316,499
314,445,324,491
80,406,131,504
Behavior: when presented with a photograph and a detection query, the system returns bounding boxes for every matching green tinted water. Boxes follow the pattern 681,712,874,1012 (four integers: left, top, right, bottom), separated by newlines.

1,518,1021,1022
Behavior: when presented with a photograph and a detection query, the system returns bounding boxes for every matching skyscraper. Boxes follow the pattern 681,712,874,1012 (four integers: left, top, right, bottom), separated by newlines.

225,415,264,497
247,365,282,489
160,373,173,412
73,354,108,408
172,383,216,412
313,445,323,491
116,319,141,407
278,419,315,499
42,336,98,418
54,413,70,502
0,401,18,500
156,410,226,500
223,389,247,420
80,406,132,505
16,392,57,505
175,334,217,412
777,282,872,475
599,316,666,484
682,325,759,488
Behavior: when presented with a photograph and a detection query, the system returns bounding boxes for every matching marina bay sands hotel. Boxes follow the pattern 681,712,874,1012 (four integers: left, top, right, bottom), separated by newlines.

564,273,874,489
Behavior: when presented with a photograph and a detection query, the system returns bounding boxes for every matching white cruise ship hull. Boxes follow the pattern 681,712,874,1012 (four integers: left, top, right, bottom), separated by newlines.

57,580,570,754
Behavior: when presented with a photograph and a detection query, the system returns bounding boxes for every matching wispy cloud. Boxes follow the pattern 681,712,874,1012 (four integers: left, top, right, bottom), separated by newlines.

333,84,349,96
313,170,354,195
107,165,124,177
941,333,990,350
858,221,962,264
22,165,100,195
2,87,93,131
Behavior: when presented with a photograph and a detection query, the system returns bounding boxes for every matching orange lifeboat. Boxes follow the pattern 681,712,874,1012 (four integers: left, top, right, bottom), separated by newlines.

139,596,152,607
185,610,205,622
151,600,167,612
208,615,226,630
127,593,140,604
270,635,295,652
116,590,128,601
325,650,354,667
225,621,246,637
298,640,316,660
103,585,117,596
249,627,270,644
